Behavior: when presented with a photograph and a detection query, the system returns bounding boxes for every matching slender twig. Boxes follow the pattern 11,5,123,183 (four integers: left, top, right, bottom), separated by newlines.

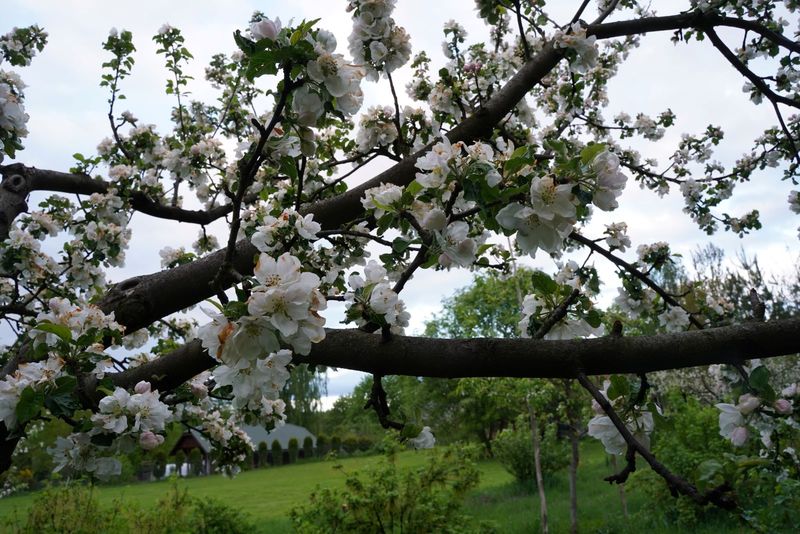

569,232,704,329
576,372,736,509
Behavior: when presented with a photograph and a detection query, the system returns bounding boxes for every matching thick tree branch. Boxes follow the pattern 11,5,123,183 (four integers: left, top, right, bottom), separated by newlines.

0,163,243,228
108,317,800,393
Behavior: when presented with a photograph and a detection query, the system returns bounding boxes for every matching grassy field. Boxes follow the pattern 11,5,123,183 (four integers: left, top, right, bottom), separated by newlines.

0,441,746,533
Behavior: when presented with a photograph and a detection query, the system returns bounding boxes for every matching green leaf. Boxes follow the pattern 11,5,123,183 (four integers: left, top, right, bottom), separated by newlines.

584,309,602,328
607,375,630,401
580,143,606,165
33,322,72,343
748,365,776,401
16,387,44,424
392,238,410,253
530,271,557,295
405,180,423,197
400,423,423,440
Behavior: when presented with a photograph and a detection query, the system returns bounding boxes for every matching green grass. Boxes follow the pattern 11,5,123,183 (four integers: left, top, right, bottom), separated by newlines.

0,443,747,533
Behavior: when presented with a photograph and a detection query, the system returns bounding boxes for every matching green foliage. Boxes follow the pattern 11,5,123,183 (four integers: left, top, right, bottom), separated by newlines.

271,440,283,465
153,451,167,479
315,435,328,457
290,445,495,533
257,441,269,468
424,269,537,339
331,435,341,453
2,484,255,534
630,393,732,527
492,417,569,484
302,436,313,459
188,448,204,476
288,438,299,464
174,450,186,476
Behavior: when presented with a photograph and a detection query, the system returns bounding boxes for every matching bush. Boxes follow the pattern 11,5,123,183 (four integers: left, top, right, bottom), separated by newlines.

629,394,734,528
257,441,269,467
188,448,204,476
342,435,359,454
288,438,299,463
316,435,328,457
2,484,255,534
357,436,373,452
492,419,569,484
153,451,167,479
174,450,186,477
330,435,341,453
303,436,314,459
271,440,283,465
290,445,495,533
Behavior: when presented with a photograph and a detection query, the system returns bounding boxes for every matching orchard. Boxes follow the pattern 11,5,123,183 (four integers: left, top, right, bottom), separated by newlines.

1,0,799,528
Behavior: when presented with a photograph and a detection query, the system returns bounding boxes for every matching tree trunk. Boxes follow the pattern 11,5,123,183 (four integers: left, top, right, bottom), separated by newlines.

563,379,580,534
527,398,548,534
610,455,629,519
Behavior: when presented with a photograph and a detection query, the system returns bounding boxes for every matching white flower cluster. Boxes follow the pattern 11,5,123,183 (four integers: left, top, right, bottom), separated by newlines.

518,293,600,340
214,349,291,425
1,228,59,285
347,0,412,80
198,252,326,359
356,105,398,152
657,306,691,332
591,150,628,211
91,381,171,449
0,70,28,160
553,22,598,74
716,387,796,448
29,297,123,348
361,182,403,218
435,221,478,268
50,433,122,480
294,30,365,124
251,209,321,254
613,286,655,318
604,222,631,252
345,260,410,333
587,381,655,455
497,175,576,257
0,356,64,430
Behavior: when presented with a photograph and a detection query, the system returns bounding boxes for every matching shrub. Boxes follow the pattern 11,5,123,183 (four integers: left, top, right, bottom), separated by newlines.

174,450,186,476
492,419,569,484
2,484,255,534
357,436,373,452
629,393,734,528
257,441,269,467
188,448,204,476
290,445,495,533
271,440,283,465
342,435,359,454
303,436,314,459
288,438,299,463
153,451,167,479
316,435,328,457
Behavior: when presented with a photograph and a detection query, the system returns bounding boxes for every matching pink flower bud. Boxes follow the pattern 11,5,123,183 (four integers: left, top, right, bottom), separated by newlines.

134,381,151,394
774,399,793,415
250,17,281,42
731,426,748,447
736,393,761,415
139,431,164,450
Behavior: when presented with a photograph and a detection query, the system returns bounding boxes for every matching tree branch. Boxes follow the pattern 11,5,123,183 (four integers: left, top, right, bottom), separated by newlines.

107,317,800,394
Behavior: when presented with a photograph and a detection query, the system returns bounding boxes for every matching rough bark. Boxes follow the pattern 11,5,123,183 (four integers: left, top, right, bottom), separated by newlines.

105,317,800,394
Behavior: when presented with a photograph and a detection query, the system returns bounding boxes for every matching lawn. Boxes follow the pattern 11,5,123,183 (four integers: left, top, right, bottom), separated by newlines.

0,441,746,533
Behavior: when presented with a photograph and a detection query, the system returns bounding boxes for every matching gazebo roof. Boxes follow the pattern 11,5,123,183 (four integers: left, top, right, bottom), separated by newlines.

244,423,316,449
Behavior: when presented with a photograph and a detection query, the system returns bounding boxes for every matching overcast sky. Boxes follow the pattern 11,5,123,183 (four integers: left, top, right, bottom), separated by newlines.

5,1,799,405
